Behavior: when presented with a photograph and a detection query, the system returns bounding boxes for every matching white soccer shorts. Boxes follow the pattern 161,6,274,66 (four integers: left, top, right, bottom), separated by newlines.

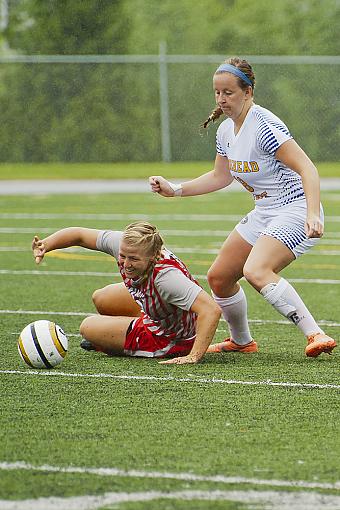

235,199,324,258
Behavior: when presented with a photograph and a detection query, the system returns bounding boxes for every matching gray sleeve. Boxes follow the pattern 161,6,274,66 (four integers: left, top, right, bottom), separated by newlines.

96,230,123,259
155,268,202,311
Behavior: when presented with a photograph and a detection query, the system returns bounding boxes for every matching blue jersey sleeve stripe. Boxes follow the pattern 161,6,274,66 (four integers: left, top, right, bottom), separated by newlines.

255,109,292,155
216,138,228,157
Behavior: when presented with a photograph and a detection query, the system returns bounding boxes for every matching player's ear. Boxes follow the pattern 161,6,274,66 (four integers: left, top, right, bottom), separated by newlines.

245,85,253,98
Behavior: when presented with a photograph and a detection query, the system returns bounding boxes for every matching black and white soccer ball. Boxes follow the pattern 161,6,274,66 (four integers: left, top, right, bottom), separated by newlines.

18,320,68,369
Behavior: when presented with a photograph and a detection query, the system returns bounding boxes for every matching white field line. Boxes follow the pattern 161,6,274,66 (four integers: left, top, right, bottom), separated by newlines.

246,318,340,327
1,212,340,222
0,309,91,316
2,228,340,238
0,269,115,276
0,461,339,491
2,490,340,510
1,370,339,390
4,310,340,328
0,247,28,251
1,269,340,284
2,247,340,256
3,491,340,510
2,227,340,243
0,213,245,221
172,247,340,255
0,228,233,236
2,246,340,257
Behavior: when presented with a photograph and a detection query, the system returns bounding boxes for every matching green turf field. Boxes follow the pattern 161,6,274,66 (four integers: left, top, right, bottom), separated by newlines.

0,188,339,509
0,160,339,179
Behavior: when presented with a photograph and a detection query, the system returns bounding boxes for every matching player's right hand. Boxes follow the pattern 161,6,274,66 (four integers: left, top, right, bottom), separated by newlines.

32,235,46,264
149,176,176,197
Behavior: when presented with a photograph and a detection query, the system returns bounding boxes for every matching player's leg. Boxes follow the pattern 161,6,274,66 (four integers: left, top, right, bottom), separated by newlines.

207,229,251,297
243,233,336,356
79,314,135,355
92,282,142,317
207,229,257,351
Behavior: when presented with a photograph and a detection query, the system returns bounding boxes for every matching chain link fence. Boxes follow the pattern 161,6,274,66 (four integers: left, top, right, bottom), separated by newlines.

0,53,339,162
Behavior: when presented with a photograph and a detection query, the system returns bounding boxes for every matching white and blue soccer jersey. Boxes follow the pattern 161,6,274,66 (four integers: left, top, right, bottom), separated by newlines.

216,104,305,209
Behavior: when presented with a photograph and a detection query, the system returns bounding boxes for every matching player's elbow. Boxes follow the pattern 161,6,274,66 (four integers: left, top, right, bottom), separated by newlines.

207,301,222,323
192,292,221,323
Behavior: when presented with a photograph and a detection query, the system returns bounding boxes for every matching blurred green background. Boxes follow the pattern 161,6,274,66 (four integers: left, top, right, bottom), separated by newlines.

0,0,339,164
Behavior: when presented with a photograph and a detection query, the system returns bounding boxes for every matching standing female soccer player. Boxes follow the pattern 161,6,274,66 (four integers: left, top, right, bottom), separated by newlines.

149,57,336,358
32,222,221,364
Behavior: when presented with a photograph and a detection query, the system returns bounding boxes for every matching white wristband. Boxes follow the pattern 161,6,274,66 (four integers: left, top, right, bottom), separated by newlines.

168,181,183,197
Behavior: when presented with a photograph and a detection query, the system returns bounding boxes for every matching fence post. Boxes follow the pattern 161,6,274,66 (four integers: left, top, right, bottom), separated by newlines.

0,0,8,31
159,41,171,162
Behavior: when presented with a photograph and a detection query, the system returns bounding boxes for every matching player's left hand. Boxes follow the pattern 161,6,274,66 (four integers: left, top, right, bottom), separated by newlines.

32,235,46,264
305,215,324,238
159,354,202,364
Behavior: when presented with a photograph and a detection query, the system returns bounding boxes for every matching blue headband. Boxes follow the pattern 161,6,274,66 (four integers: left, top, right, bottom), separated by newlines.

215,63,253,87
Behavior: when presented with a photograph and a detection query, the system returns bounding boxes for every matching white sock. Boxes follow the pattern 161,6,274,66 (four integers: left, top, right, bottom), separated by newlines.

212,286,253,345
260,277,322,337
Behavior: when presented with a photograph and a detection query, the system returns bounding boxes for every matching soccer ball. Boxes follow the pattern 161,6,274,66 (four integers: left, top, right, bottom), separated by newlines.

18,320,68,369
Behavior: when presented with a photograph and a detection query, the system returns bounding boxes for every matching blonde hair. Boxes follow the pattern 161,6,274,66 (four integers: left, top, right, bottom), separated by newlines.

123,221,164,258
202,57,255,129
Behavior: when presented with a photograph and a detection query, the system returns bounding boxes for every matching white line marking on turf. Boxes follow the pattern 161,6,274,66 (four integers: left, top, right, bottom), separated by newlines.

2,226,340,242
0,247,29,251
1,370,339,390
0,461,339,491
1,228,340,239
0,228,235,237
1,490,340,510
0,269,115,277
2,246,340,256
3,310,340,328
0,309,91,316
0,213,245,221
247,318,340,327
1,212,340,222
1,269,340,284
10,331,82,337
170,247,340,255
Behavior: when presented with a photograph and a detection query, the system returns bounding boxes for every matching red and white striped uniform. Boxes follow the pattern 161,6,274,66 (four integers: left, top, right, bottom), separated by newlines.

96,231,203,354
120,248,201,341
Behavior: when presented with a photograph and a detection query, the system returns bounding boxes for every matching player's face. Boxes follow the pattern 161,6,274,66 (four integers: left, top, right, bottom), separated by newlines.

119,240,154,279
213,73,252,121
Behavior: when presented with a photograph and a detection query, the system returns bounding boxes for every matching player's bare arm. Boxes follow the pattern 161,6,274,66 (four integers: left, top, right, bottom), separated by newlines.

150,154,233,197
159,290,221,365
32,227,100,264
276,140,323,238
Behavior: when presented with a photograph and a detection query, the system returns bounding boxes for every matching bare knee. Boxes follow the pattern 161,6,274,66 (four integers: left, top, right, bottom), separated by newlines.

79,316,94,340
243,261,267,290
207,268,221,295
92,288,107,314
207,268,237,297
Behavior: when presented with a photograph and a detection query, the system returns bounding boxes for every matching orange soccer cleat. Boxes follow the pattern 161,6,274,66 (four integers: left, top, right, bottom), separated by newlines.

305,332,337,357
207,338,258,354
